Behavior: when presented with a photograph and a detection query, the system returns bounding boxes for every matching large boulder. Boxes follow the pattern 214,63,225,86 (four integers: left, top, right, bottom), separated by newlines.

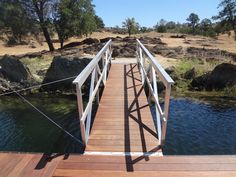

82,38,99,45
0,55,32,82
41,56,91,91
191,63,236,90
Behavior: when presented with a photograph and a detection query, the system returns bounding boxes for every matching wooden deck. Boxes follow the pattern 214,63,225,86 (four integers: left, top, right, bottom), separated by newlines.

85,63,161,154
1,152,236,177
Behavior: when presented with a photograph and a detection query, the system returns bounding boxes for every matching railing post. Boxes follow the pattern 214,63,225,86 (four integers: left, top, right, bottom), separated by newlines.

161,83,172,146
75,84,86,145
103,49,108,84
152,67,162,144
85,68,96,142
139,47,145,85
136,43,140,64
95,68,100,104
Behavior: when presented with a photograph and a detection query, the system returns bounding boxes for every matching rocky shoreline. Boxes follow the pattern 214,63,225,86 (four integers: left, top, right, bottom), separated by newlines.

0,36,236,97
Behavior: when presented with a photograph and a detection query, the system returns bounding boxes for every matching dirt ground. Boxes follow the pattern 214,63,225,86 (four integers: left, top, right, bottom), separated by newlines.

0,31,235,56
0,31,127,56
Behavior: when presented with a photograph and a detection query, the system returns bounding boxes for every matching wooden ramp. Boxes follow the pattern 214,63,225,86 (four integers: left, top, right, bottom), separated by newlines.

85,63,161,154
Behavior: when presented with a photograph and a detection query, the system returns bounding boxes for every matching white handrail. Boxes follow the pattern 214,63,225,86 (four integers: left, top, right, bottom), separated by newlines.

137,39,174,86
136,39,174,146
73,40,112,145
73,40,112,87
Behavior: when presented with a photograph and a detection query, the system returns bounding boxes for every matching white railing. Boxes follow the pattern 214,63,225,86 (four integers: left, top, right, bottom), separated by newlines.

136,39,174,146
73,40,112,145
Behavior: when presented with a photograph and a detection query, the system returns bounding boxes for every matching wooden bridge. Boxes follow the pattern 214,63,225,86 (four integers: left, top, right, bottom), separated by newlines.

1,40,236,177
73,39,174,152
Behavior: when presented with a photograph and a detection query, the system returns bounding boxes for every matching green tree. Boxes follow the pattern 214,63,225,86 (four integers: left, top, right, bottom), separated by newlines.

214,0,236,40
0,0,36,44
21,0,55,51
166,21,176,30
186,13,200,34
80,12,97,37
122,18,139,36
154,19,167,33
199,18,217,37
94,15,105,29
52,0,97,48
200,18,212,31
53,0,73,48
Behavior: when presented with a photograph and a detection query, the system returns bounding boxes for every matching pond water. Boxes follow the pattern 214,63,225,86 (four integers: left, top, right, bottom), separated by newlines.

0,96,83,153
0,96,236,155
163,98,236,155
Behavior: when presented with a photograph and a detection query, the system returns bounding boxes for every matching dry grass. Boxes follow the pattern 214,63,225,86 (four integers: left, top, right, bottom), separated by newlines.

0,31,235,56
154,54,180,68
21,56,53,82
137,31,236,53
0,31,126,56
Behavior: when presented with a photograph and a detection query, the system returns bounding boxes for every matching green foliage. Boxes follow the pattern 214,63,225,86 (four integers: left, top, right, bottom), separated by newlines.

54,0,77,48
199,18,217,37
154,19,167,33
94,15,105,29
122,17,139,36
186,13,200,34
176,58,222,77
54,0,98,47
214,0,236,40
139,26,153,33
166,21,176,30
0,0,36,44
152,16,217,38
80,12,97,37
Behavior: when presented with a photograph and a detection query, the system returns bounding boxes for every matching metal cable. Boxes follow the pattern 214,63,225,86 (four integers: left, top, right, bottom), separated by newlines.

14,91,83,145
0,75,77,96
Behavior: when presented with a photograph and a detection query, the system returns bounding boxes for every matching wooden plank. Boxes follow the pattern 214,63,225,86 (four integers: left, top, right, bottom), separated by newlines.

18,154,43,177
53,155,236,164
40,155,63,177
56,161,236,171
53,170,236,177
7,154,34,177
0,153,23,177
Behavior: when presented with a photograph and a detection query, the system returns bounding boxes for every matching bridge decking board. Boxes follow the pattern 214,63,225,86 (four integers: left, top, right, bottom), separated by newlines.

1,153,236,176
85,63,161,153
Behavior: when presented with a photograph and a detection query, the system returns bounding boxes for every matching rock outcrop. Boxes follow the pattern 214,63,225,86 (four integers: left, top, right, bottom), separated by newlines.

191,63,236,90
0,55,34,93
41,56,91,91
0,55,32,83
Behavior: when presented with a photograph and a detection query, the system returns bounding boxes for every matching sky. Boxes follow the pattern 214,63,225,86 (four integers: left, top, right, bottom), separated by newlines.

93,0,221,27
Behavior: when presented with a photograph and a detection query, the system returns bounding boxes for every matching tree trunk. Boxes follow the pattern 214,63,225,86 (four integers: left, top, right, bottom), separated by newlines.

33,2,54,51
41,26,54,51
60,38,64,49
128,29,131,37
